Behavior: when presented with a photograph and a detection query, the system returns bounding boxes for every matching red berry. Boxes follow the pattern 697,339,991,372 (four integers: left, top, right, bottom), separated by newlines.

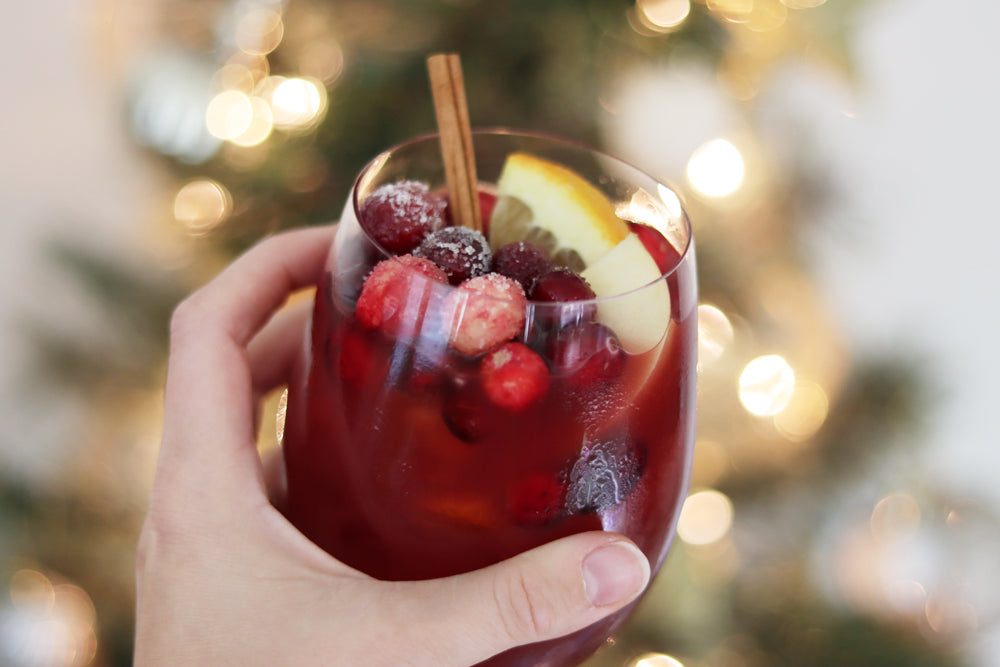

508,472,566,526
355,255,448,338
442,386,490,443
445,273,526,356
360,181,445,254
529,268,596,303
480,342,550,411
629,221,678,275
414,226,492,285
492,241,554,293
547,321,625,388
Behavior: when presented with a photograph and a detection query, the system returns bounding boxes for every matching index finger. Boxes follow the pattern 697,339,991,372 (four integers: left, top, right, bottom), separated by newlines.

158,226,335,498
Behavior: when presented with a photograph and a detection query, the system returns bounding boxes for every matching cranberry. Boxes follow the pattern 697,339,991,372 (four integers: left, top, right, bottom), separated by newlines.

547,321,625,389
414,226,492,285
446,273,527,357
480,342,550,411
355,255,448,338
442,386,490,443
508,471,566,526
360,181,445,254
492,241,554,293
529,268,596,303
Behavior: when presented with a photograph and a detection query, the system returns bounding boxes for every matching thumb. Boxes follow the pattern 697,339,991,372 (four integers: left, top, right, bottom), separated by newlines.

388,532,651,667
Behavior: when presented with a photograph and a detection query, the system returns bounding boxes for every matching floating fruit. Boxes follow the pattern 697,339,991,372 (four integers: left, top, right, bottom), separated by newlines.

495,152,629,266
414,226,493,285
360,181,445,253
581,233,671,354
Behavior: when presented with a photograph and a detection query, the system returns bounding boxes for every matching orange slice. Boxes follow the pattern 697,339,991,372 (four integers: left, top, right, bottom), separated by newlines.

495,152,629,266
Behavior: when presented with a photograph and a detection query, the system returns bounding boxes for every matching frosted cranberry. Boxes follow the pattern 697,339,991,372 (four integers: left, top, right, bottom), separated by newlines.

446,273,527,357
480,342,550,411
360,181,445,254
547,321,625,388
530,268,596,303
508,472,566,526
414,226,492,285
355,255,448,338
492,241,554,293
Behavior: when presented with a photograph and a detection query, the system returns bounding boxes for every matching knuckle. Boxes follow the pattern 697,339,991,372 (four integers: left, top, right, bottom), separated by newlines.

168,294,206,342
492,568,556,642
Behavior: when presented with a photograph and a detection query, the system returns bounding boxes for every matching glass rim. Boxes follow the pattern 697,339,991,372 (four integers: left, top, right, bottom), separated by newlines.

349,127,693,308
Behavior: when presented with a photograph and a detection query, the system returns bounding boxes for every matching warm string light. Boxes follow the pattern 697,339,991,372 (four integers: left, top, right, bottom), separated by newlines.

1,569,97,667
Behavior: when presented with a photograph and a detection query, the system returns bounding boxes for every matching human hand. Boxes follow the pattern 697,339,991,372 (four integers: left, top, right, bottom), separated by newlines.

134,226,651,666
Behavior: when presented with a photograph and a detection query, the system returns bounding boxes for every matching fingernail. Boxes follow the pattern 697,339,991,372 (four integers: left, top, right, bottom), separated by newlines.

581,542,650,607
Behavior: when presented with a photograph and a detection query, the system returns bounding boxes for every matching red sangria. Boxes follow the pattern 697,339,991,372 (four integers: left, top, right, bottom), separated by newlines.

282,130,697,666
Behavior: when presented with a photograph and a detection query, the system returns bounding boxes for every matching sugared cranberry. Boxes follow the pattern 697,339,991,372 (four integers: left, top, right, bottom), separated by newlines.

508,472,566,526
564,434,647,514
492,241,554,293
529,268,596,303
355,255,448,338
629,222,677,275
360,181,445,254
414,226,492,285
446,273,527,356
480,342,550,411
547,321,625,388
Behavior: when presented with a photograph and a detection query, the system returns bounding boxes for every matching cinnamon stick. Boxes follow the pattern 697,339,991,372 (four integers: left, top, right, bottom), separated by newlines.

427,53,481,232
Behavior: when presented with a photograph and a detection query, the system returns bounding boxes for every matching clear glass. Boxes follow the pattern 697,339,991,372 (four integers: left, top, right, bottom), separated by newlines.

282,130,698,666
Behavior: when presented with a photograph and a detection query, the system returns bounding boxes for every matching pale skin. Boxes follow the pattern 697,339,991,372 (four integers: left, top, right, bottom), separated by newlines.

134,226,651,666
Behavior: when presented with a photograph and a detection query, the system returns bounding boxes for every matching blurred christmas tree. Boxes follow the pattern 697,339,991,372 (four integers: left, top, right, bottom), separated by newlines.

3,0,997,666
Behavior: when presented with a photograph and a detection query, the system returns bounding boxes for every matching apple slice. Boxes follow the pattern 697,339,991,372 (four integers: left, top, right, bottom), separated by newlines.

496,152,629,266
581,233,671,354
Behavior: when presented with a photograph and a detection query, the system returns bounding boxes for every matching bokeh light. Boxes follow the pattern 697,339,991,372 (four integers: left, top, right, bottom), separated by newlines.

2,570,97,667
687,138,744,197
206,90,254,140
630,653,686,667
678,489,734,545
697,304,734,364
270,77,328,130
236,9,284,56
739,354,796,416
773,381,829,441
173,179,232,234
229,95,274,147
636,0,691,31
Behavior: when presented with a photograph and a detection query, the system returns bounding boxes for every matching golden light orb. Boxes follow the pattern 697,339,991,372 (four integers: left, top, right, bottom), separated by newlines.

687,138,745,197
739,354,795,416
678,489,734,545
173,179,232,235
636,0,691,31
270,76,327,130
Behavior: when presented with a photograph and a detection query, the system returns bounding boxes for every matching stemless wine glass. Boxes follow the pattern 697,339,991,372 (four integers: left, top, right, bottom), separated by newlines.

282,130,697,667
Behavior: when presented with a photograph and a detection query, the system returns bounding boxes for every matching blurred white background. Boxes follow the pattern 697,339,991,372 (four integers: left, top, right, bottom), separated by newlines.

1,0,998,664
